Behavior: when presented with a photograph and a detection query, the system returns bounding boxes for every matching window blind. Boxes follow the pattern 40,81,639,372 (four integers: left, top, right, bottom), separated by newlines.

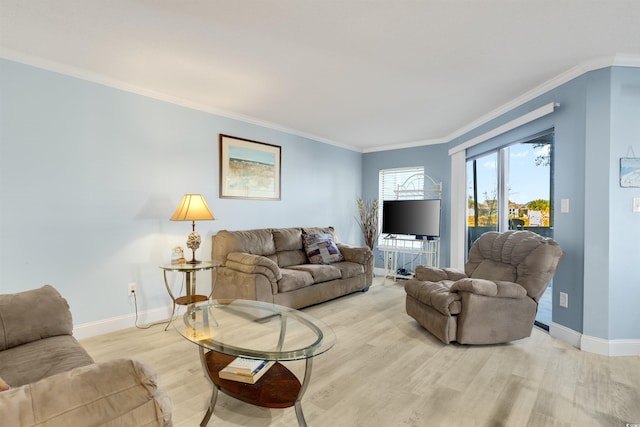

378,166,424,244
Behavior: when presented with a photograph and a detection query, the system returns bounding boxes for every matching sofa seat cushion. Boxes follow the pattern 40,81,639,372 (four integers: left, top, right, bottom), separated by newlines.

404,280,462,316
278,269,315,292
288,264,342,283
332,261,364,279
0,335,94,387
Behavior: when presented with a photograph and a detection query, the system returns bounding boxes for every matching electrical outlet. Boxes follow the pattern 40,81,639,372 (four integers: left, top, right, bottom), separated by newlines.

559,292,568,308
128,282,137,296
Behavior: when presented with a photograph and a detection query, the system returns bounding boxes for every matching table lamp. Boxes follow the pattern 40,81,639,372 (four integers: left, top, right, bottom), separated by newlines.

170,194,215,264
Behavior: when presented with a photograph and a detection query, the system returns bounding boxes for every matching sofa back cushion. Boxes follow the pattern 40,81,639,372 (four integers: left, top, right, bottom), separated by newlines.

212,229,277,265
0,285,73,351
273,228,308,267
302,226,339,240
465,231,563,301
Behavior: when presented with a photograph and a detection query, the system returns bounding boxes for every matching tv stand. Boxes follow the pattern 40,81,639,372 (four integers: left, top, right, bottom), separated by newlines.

378,236,440,281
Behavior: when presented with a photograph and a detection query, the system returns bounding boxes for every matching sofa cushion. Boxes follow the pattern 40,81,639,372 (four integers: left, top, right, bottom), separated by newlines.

0,285,74,351
278,269,315,292
332,261,364,279
273,228,308,267
277,250,308,267
273,228,303,251
288,264,342,283
213,229,276,265
0,358,172,427
0,335,94,387
302,233,344,264
302,226,338,240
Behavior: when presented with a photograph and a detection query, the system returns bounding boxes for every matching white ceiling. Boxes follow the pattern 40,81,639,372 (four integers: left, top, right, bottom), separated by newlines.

1,1,639,152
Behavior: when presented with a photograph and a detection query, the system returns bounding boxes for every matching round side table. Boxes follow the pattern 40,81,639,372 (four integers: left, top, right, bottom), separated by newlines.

160,261,216,330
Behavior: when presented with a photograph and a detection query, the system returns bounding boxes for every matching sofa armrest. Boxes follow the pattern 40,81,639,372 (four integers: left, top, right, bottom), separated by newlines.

336,244,372,265
226,252,282,282
0,358,172,426
451,278,527,299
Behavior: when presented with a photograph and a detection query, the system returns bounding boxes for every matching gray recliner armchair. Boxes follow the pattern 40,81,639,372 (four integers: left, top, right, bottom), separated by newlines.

404,230,563,344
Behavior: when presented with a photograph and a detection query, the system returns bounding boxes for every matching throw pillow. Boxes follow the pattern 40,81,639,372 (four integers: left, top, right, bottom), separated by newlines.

302,233,344,265
0,376,10,391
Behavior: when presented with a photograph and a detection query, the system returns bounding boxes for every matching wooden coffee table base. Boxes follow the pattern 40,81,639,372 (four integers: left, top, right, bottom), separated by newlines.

198,348,313,426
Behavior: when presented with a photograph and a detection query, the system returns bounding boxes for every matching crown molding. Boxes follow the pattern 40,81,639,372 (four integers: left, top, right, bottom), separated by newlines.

362,137,446,154
2,48,638,155
0,47,356,152
365,53,640,153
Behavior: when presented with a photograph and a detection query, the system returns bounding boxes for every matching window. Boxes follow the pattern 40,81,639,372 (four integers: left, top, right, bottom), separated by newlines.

466,130,553,249
378,166,424,244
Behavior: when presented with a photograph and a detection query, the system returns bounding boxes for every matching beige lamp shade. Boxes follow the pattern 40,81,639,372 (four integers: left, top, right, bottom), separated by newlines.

170,194,215,222
170,194,215,264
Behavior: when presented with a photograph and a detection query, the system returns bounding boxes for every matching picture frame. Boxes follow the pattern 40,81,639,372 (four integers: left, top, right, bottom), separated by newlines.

620,157,640,188
219,134,281,200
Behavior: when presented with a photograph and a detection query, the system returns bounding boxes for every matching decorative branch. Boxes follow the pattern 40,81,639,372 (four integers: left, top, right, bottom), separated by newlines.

356,198,379,250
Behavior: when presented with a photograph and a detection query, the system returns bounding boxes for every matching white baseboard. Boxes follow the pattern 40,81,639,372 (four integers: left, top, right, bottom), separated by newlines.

549,322,582,349
550,322,640,356
581,334,640,357
73,304,173,340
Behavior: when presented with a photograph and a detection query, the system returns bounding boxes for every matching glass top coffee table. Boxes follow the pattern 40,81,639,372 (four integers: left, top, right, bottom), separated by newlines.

174,299,336,427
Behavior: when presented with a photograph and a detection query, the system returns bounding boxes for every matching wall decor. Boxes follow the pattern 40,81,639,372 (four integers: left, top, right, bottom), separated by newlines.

219,134,281,200
620,157,640,188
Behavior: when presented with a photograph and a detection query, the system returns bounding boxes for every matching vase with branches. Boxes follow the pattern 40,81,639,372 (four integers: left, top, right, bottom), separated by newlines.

356,198,379,250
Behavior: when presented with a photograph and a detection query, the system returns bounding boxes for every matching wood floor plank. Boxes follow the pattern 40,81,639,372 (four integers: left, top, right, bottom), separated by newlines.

80,279,640,427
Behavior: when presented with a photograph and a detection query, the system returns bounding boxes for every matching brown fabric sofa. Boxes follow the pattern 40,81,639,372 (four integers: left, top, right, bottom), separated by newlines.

405,231,563,344
212,226,373,309
0,285,173,426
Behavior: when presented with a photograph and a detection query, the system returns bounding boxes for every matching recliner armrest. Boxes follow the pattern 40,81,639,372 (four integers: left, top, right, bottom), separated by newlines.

414,266,467,282
226,252,282,281
451,278,527,299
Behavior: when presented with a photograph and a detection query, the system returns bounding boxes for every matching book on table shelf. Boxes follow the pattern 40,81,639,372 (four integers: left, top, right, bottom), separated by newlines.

219,357,275,384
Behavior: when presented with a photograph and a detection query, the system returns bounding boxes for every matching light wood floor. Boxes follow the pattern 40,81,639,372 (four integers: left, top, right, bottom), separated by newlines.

81,279,640,427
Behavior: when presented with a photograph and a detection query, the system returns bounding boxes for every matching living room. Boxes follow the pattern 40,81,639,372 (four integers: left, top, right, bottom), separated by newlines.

1,1,639,426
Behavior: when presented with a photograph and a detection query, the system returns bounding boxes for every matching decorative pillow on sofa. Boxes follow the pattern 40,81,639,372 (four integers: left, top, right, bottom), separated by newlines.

302,233,344,265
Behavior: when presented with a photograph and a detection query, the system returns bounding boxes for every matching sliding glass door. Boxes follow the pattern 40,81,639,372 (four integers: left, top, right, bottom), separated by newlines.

466,130,554,327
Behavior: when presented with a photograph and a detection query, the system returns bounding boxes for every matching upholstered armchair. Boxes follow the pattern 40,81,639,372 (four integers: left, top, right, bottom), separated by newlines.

404,230,563,344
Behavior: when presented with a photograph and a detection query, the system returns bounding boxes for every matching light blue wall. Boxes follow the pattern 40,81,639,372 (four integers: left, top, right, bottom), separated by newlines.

363,66,640,341
583,68,613,338
0,58,364,324
362,144,451,269
608,67,640,339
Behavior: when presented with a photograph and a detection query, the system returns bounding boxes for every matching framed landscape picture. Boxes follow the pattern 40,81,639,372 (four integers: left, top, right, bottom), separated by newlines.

620,157,640,188
219,134,281,200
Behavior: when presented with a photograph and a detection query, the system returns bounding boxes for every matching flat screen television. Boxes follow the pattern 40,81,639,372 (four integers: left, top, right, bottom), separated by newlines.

382,199,441,239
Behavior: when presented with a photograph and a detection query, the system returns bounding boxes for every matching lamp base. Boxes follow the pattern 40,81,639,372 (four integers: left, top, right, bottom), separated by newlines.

186,259,202,265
